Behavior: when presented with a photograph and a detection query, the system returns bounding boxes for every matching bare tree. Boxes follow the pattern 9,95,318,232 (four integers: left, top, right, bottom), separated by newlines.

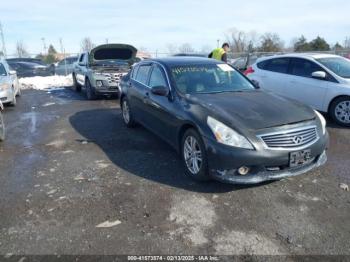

15,40,29,58
178,43,195,54
201,45,212,54
166,43,178,55
225,28,258,53
80,37,95,52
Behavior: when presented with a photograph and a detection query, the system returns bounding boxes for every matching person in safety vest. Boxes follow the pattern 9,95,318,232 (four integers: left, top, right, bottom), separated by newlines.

208,43,230,63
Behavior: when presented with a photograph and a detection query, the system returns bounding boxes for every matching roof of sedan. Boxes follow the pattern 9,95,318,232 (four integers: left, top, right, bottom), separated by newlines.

257,53,340,62
151,57,222,66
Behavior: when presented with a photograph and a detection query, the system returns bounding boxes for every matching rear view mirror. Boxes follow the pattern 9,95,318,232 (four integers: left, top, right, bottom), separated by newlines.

151,85,169,96
312,71,326,79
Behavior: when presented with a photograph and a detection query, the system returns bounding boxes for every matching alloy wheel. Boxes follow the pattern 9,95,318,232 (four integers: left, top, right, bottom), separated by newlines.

183,135,202,175
335,100,350,124
122,100,130,124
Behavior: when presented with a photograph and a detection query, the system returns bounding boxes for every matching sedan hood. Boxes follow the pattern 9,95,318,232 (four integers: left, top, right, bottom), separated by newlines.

89,44,137,64
188,91,316,130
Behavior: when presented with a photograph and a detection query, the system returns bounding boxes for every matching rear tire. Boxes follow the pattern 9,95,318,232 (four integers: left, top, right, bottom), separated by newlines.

72,74,81,92
121,97,136,128
0,113,5,141
181,129,211,181
329,96,350,127
85,78,97,100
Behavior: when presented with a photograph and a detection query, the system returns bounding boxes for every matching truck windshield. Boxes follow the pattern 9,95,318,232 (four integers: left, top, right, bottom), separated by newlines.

171,64,255,94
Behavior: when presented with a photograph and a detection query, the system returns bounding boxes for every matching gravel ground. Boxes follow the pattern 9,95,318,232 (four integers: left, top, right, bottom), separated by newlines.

0,87,349,260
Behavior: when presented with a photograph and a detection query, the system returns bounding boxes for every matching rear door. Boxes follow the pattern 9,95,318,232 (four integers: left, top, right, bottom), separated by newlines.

128,63,152,122
286,58,329,110
256,57,291,94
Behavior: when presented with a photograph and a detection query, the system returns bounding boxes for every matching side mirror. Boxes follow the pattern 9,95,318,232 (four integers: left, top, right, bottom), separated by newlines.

312,71,326,79
251,80,260,89
151,85,169,96
9,70,17,75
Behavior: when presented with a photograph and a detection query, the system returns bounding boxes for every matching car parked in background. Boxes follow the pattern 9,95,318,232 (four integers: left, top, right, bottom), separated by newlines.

245,54,350,127
7,61,52,78
120,57,328,184
6,58,46,66
72,44,137,100
230,55,259,72
0,59,20,106
0,101,4,141
53,56,78,76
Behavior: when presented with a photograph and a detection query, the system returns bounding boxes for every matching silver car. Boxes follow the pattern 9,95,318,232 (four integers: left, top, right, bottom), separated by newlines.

0,59,21,106
0,101,4,141
54,56,78,76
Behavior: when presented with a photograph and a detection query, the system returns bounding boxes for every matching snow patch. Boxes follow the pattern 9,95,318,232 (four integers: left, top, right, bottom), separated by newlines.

19,75,73,90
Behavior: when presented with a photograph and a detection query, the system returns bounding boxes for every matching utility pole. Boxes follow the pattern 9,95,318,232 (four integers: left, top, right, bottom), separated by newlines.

105,38,109,44
41,37,47,54
0,21,7,58
217,39,220,48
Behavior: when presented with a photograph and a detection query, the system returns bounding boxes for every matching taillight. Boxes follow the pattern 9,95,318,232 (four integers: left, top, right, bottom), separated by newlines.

244,66,255,76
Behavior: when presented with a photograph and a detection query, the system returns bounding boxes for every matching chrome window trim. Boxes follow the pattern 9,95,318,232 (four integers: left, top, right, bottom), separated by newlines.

257,125,319,151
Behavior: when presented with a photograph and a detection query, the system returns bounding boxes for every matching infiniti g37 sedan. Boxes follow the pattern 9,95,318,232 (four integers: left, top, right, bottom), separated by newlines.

119,57,328,184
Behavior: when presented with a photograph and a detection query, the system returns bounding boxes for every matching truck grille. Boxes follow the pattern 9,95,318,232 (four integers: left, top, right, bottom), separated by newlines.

102,73,125,85
259,126,318,149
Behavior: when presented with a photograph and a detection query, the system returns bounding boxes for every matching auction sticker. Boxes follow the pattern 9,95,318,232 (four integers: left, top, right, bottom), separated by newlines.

217,64,235,72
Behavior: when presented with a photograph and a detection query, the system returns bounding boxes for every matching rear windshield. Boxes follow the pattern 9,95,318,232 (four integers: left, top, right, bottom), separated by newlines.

94,49,133,60
316,57,350,78
171,64,254,94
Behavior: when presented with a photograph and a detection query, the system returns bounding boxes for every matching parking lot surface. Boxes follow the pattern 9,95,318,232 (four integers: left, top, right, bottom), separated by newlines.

0,87,349,256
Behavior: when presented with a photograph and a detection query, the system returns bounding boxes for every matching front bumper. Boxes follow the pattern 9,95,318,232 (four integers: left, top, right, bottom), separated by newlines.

0,88,14,103
204,131,329,184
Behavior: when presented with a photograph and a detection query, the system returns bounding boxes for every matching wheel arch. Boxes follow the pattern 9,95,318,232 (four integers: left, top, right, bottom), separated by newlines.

177,122,201,152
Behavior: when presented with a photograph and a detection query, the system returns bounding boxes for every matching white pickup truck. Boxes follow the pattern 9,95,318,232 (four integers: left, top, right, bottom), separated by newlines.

72,44,137,100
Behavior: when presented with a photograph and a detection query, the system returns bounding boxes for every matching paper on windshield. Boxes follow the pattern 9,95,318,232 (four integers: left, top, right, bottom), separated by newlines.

217,64,235,72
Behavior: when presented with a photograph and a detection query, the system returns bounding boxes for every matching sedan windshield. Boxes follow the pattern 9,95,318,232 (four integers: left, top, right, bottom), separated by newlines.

316,57,350,78
171,64,255,94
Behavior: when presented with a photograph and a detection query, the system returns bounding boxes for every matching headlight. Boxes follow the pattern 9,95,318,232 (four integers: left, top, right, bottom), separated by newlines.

0,83,8,91
207,116,254,149
314,110,326,135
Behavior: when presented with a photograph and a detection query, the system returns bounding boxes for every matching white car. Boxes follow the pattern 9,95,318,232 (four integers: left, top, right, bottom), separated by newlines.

245,54,350,126
0,101,4,141
0,59,21,106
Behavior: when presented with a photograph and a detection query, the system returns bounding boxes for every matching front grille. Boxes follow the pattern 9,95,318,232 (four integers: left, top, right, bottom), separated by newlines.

259,126,318,149
102,73,124,85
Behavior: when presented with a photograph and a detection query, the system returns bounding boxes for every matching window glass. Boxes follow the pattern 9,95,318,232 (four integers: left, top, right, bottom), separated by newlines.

135,65,151,85
0,63,6,76
131,65,139,79
290,58,323,77
264,58,289,73
171,64,254,94
317,57,350,78
149,66,167,87
79,54,85,63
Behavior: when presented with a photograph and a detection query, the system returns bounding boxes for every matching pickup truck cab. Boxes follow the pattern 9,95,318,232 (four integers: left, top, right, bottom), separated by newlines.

72,44,137,100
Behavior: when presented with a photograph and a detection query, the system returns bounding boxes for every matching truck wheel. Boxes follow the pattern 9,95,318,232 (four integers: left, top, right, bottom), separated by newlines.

0,113,5,141
72,74,81,92
85,79,97,100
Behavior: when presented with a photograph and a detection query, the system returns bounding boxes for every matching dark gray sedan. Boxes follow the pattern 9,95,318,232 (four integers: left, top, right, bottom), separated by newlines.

119,57,328,184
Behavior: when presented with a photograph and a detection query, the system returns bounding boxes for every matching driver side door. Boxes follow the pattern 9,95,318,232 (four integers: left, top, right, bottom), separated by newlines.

143,64,178,146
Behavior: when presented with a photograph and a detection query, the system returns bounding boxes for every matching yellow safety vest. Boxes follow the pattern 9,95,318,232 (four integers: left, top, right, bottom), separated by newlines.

212,48,225,61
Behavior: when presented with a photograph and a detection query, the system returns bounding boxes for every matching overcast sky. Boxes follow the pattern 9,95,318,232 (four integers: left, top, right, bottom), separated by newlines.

1,0,349,55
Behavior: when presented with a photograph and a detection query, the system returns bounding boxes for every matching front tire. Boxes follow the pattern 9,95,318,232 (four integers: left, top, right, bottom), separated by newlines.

72,74,81,92
181,129,211,181
121,97,136,128
85,78,97,100
0,113,5,141
329,96,350,127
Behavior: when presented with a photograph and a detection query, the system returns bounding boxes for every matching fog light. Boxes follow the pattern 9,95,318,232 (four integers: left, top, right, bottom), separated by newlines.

96,80,103,87
238,166,250,176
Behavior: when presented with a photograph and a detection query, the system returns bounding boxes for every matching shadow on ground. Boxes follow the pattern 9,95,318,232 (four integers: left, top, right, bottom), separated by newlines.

69,108,272,193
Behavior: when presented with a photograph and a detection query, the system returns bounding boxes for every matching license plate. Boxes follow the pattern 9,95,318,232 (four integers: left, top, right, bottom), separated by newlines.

289,150,311,167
